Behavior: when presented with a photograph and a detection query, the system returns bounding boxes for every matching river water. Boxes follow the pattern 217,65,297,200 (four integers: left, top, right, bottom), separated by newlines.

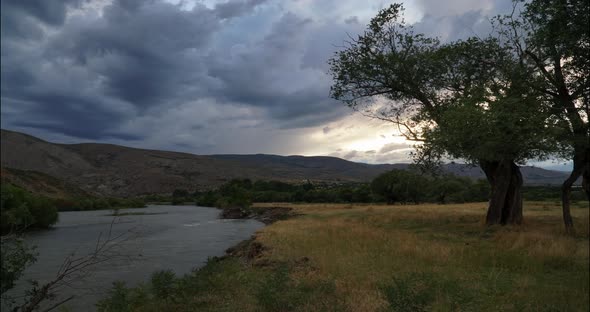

4,205,264,311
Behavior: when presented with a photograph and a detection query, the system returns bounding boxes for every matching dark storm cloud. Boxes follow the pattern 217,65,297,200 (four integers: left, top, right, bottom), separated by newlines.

1,0,83,26
1,0,518,154
1,0,270,140
1,0,356,141
2,93,138,140
207,12,360,127
214,0,268,18
46,0,221,107
0,0,88,42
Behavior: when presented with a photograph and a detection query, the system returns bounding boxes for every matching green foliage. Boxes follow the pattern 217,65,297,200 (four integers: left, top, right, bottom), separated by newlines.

195,191,220,207
192,174,489,208
96,281,131,312
329,3,557,170
430,175,483,204
1,183,58,233
422,74,556,164
171,189,190,205
251,191,292,202
523,186,586,202
496,0,589,155
150,270,176,299
97,257,342,312
215,184,253,210
0,236,37,294
371,169,429,204
93,198,111,210
255,264,338,311
371,170,489,205
381,273,476,311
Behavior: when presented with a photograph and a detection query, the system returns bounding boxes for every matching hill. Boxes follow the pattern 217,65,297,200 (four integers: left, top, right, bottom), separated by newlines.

0,129,573,197
0,167,95,199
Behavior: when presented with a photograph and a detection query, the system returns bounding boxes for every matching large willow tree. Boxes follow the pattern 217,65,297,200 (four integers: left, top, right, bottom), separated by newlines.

329,4,556,225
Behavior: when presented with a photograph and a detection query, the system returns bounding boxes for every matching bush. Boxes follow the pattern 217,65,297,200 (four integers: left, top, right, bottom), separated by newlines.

196,191,220,207
371,170,429,204
96,281,131,312
1,184,58,233
150,270,176,299
0,236,37,294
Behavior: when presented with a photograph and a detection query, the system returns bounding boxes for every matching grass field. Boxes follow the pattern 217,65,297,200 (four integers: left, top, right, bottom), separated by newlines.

98,201,589,312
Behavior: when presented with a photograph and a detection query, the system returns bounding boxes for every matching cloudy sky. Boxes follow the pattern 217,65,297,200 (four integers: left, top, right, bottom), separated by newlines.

0,0,571,169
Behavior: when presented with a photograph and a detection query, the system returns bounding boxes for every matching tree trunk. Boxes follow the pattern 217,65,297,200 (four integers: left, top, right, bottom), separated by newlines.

480,159,523,225
583,166,590,201
561,149,590,234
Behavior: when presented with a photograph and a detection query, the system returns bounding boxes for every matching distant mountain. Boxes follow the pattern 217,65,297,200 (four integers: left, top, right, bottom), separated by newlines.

0,129,573,197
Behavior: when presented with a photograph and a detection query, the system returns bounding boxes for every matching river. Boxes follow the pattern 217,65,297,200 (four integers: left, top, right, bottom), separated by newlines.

4,205,264,311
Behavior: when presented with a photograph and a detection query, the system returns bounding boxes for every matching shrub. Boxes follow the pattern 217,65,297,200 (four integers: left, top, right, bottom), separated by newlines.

96,281,131,312
196,191,220,207
150,270,176,299
0,184,58,233
0,237,37,294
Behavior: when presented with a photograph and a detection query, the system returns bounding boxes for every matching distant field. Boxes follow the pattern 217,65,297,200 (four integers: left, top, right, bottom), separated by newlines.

98,201,589,312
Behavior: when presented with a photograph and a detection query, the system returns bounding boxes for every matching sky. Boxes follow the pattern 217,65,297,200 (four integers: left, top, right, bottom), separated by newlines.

0,0,572,170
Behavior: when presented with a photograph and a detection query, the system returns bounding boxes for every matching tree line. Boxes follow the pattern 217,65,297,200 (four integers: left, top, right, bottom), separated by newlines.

179,174,583,210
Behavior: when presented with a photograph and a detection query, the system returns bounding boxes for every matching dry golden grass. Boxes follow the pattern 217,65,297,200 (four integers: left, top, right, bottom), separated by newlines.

253,201,589,311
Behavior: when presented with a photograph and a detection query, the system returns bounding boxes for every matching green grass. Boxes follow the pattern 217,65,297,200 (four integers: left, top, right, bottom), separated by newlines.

97,201,590,312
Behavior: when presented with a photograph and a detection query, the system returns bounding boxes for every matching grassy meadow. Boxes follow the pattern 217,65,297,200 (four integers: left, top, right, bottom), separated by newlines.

98,201,589,312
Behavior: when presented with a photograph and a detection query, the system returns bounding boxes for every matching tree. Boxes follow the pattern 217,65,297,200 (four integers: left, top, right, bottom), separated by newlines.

1,236,36,296
329,4,555,225
1,184,58,233
431,175,466,204
371,170,428,204
493,0,589,232
419,48,555,223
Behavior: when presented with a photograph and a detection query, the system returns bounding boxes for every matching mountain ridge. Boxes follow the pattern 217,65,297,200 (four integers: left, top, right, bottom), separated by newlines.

0,129,573,196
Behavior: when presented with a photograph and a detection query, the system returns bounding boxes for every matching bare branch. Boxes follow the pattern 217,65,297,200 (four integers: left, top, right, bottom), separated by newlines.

16,218,141,312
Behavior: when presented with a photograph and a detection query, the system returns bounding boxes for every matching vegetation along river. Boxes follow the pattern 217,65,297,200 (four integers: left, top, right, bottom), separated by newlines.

9,205,264,311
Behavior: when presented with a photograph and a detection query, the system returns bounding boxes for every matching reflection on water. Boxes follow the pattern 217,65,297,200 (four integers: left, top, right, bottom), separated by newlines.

5,205,264,311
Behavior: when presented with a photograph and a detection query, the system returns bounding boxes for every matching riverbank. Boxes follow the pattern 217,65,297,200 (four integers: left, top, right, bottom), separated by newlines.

219,205,296,224
97,201,590,311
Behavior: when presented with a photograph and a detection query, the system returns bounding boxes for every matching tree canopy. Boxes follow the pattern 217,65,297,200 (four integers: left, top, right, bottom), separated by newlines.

329,3,563,225
492,0,589,231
